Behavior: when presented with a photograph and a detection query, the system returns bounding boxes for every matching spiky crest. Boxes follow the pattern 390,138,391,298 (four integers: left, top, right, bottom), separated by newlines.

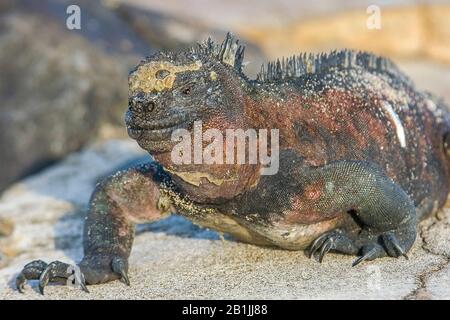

256,50,410,84
194,32,246,73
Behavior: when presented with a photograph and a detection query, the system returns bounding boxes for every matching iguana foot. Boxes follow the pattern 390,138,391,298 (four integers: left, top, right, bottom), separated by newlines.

16,260,87,294
309,227,415,266
79,254,130,286
16,255,129,294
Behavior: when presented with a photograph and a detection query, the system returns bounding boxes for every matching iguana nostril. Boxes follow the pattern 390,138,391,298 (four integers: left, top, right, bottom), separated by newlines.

129,93,156,113
129,93,144,112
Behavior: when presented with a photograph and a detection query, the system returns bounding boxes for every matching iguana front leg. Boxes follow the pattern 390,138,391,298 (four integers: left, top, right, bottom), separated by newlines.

17,162,173,294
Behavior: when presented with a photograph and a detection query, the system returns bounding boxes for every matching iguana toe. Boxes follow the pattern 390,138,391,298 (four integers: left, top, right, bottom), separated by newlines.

78,254,129,286
381,232,409,259
309,229,358,262
111,256,130,286
352,244,383,266
310,226,415,267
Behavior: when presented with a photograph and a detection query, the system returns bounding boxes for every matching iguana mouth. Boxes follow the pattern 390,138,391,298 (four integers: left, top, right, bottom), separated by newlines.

125,112,189,140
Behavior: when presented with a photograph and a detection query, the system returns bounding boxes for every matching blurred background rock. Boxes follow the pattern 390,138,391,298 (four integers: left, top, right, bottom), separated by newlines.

0,0,449,193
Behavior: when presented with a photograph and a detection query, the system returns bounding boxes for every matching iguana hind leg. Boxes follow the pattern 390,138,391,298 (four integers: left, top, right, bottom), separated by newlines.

307,161,417,265
17,162,173,294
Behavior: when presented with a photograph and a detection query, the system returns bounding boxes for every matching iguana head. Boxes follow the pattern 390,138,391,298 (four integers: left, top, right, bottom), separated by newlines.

126,33,260,202
126,32,248,153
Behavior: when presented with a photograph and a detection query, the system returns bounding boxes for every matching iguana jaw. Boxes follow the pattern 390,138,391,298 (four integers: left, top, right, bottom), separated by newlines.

125,109,190,141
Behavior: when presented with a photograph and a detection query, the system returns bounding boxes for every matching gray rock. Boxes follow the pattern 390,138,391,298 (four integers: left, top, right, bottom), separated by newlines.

0,0,150,192
114,3,264,76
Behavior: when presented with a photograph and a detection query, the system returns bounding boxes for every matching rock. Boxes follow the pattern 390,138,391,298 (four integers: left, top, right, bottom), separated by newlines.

0,0,149,193
138,0,450,65
246,4,450,65
113,4,265,76
399,60,450,107
0,218,13,238
0,139,450,299
0,217,13,268
129,0,378,30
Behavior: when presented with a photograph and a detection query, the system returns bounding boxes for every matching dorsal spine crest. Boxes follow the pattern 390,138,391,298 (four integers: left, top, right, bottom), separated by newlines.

256,50,408,83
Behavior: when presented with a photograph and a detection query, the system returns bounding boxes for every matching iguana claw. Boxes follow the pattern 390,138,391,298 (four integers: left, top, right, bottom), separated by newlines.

311,228,413,266
309,229,358,263
352,246,379,267
112,256,130,286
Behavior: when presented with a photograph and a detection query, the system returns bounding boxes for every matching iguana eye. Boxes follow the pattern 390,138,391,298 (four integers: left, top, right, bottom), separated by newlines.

179,80,200,96
155,69,170,80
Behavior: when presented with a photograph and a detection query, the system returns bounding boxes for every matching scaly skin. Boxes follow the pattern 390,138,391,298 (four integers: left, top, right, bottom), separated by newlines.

17,33,450,293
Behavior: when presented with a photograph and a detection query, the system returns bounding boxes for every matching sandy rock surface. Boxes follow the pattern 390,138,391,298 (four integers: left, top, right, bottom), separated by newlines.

0,140,449,299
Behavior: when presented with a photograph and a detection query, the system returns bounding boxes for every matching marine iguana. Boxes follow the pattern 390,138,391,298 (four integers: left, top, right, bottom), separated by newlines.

17,33,450,293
